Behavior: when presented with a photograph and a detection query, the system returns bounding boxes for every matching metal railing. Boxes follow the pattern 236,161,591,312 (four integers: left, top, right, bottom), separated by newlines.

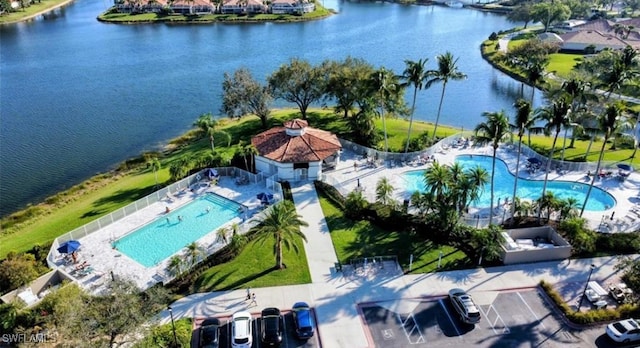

46,167,283,270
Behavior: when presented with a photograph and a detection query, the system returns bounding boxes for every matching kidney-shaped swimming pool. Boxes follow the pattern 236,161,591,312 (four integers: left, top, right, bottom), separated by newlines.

401,155,616,211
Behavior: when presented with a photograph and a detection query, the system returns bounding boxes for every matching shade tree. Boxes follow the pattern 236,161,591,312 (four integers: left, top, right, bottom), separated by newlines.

221,67,272,128
268,58,326,120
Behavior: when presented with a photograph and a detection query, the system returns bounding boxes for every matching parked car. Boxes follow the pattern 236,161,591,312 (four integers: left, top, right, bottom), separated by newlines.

261,307,283,346
292,302,315,339
199,318,220,348
231,311,253,348
607,318,640,343
448,288,481,324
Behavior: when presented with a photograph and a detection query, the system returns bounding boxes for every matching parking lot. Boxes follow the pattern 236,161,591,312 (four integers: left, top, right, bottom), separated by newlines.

360,288,594,348
192,311,321,348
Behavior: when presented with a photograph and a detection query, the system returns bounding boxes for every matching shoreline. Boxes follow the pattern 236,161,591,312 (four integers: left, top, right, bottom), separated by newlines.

0,0,76,25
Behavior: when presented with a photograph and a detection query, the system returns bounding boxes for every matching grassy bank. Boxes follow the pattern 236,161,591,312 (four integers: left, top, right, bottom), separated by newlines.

0,0,73,24
0,108,632,259
97,6,332,23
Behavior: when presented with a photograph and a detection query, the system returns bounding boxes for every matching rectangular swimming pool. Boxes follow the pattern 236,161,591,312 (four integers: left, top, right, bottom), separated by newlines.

113,193,243,267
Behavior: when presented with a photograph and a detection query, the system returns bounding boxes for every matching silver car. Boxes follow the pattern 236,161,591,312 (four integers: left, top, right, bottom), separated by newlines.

448,288,481,324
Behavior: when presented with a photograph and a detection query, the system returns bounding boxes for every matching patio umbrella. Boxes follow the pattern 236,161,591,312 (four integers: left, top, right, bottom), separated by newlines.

527,158,542,165
57,240,81,254
256,192,274,203
617,163,633,172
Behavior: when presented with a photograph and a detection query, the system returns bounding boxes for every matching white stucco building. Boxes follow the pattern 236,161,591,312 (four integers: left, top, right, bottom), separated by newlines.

251,119,342,181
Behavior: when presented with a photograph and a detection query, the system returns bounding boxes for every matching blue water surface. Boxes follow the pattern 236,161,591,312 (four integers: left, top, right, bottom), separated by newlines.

401,155,616,211
114,193,242,267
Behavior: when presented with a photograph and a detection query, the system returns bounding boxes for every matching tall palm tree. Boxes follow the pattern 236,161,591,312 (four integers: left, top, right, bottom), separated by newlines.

185,242,204,266
581,103,629,216
600,60,636,100
423,161,451,203
371,68,396,152
253,200,308,269
427,52,467,143
401,58,429,153
194,113,219,153
525,59,546,103
146,156,161,189
375,177,395,206
509,99,534,224
474,110,510,226
536,97,572,222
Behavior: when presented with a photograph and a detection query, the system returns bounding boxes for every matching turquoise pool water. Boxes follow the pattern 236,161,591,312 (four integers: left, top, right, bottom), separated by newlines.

113,193,243,267
402,155,616,211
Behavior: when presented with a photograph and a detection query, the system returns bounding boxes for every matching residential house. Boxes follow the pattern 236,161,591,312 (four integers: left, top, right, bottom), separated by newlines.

221,0,266,14
270,0,315,14
557,18,640,52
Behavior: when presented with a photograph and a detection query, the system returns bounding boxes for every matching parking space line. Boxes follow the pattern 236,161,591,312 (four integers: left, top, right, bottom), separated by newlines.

395,313,426,344
517,292,546,329
438,299,463,340
479,304,510,335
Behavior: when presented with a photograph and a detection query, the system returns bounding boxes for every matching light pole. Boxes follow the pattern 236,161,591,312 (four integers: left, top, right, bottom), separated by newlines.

168,306,178,348
577,264,596,312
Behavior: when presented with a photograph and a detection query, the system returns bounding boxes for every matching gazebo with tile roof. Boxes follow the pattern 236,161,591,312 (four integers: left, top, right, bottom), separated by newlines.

251,119,342,181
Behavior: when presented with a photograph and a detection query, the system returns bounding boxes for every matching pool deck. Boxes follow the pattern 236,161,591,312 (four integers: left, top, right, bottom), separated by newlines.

54,178,281,293
325,144,640,233
63,143,640,294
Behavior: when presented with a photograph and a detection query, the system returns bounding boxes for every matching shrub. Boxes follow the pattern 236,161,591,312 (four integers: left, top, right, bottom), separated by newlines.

489,32,498,40
539,280,640,324
314,181,344,208
597,233,640,254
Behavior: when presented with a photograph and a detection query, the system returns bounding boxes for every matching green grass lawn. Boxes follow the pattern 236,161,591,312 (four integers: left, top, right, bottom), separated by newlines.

98,6,331,23
1,108,636,258
0,0,70,24
547,53,584,78
318,193,473,274
191,235,311,292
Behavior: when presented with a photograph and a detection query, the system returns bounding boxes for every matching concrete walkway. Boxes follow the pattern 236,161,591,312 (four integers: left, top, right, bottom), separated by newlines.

160,183,640,348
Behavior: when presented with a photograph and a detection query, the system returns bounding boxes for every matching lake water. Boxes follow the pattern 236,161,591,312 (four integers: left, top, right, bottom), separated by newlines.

0,0,542,217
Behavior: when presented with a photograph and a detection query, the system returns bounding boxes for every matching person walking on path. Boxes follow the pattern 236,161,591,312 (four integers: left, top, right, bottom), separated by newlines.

246,287,251,301
249,293,257,307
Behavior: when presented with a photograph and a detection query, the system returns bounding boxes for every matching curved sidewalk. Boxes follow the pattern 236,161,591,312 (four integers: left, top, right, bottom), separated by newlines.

161,182,640,348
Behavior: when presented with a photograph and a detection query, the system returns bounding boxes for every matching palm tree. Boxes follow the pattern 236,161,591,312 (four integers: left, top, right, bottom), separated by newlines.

371,68,396,152
252,200,308,269
536,97,572,222
146,156,161,189
600,60,636,100
194,113,219,153
185,242,204,266
167,255,185,277
216,227,228,244
509,99,534,225
401,58,429,153
375,177,395,206
558,197,580,221
474,110,510,226
524,59,546,103
423,161,451,203
238,142,259,173
427,52,467,143
581,103,629,216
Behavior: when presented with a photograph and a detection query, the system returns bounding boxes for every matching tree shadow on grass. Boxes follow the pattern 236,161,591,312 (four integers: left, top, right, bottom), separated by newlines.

81,209,106,219
92,183,156,207
197,267,278,292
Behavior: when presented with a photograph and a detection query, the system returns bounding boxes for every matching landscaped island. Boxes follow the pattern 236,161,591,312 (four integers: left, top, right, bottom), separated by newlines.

98,0,332,23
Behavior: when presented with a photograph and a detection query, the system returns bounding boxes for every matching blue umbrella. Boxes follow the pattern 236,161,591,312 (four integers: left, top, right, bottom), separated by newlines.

256,192,274,203
617,163,633,172
57,240,81,254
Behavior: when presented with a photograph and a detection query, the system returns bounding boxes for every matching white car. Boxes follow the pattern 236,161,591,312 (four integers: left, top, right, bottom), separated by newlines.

231,311,253,348
448,288,481,324
606,318,640,343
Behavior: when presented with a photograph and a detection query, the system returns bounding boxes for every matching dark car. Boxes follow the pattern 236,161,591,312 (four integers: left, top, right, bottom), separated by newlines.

261,307,283,346
292,302,315,339
199,318,220,348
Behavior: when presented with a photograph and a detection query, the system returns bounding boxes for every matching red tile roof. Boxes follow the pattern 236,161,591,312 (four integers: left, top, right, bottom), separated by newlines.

251,119,342,163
